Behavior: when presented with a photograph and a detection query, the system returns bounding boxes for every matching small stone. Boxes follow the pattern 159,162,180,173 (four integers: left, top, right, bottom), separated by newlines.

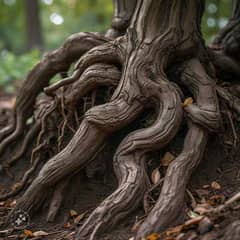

198,217,213,234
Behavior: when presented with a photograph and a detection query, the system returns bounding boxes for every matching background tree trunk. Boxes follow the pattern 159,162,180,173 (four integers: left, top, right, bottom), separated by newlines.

24,0,44,51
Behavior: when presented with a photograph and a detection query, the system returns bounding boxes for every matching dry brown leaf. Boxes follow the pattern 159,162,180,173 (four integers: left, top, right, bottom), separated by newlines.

161,152,175,167
70,209,78,217
208,194,224,206
211,181,221,190
63,222,71,228
23,229,33,237
146,233,160,240
151,168,161,184
74,213,86,224
33,230,49,237
183,97,193,107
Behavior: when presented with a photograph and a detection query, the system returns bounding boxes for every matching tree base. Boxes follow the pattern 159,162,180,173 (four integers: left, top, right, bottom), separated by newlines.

0,127,239,240
0,1,239,239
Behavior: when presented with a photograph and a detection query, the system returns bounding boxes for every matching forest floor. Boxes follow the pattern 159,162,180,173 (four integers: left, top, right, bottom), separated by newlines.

0,93,239,240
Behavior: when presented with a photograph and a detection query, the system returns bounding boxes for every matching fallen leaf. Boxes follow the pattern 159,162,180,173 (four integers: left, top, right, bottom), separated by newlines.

33,230,48,237
70,209,78,217
187,210,201,219
208,195,224,206
74,213,86,224
146,233,160,240
161,152,175,167
211,181,221,190
183,97,193,107
23,229,33,237
63,222,71,228
151,168,161,184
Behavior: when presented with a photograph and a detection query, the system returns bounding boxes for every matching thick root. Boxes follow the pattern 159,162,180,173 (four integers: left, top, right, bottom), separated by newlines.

76,78,183,239
44,41,124,96
64,63,121,105
180,59,221,131
76,150,149,240
5,121,41,168
136,58,220,238
8,97,143,220
0,32,108,158
136,124,208,238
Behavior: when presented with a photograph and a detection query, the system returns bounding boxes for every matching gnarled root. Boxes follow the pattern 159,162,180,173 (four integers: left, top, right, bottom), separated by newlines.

76,77,183,239
77,150,149,240
44,40,124,96
4,121,41,168
0,32,109,160
64,63,120,105
7,97,142,221
136,58,220,239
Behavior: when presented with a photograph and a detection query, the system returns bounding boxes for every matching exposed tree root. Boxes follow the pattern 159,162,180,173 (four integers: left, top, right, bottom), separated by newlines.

0,32,109,160
1,0,240,240
77,152,149,240
136,58,220,238
217,86,240,116
4,121,41,168
7,97,142,217
47,179,70,222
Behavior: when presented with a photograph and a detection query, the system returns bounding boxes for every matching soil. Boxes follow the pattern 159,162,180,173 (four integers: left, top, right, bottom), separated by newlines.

0,94,239,240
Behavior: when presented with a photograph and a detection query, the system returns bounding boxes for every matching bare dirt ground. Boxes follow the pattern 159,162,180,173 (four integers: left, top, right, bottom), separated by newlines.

0,93,239,240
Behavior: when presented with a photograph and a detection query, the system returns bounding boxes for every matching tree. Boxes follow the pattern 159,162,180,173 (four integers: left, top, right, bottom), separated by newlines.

24,0,44,51
0,0,239,239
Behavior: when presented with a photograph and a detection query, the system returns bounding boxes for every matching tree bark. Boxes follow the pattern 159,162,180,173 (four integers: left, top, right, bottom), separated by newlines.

1,1,239,240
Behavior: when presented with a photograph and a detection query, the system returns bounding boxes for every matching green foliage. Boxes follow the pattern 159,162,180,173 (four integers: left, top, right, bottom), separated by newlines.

0,50,40,92
41,0,113,49
203,0,231,43
0,0,233,92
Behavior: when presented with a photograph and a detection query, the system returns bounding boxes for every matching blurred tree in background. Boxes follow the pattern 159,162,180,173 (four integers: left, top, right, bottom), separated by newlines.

0,0,232,92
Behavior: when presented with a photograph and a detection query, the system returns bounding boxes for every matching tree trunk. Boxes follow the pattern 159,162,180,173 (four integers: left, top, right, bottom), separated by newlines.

24,0,44,51
0,0,239,240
